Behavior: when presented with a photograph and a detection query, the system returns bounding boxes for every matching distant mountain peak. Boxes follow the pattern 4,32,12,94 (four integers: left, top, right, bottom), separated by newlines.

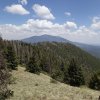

22,34,70,43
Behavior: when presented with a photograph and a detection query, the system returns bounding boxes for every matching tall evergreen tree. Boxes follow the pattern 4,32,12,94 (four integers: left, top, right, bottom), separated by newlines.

26,51,41,74
65,59,85,87
60,61,65,71
89,74,100,90
0,37,11,100
40,57,52,73
5,45,18,70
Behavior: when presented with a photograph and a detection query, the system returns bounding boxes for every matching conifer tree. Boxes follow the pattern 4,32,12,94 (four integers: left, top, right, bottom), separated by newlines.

89,74,100,90
5,45,18,70
26,52,41,74
65,59,85,87
60,61,65,71
0,37,11,99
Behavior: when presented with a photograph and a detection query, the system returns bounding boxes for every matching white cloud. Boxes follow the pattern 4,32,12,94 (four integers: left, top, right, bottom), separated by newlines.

67,25,98,45
0,18,100,45
91,16,100,30
18,0,28,5
0,19,75,40
65,12,71,16
5,4,30,15
64,21,77,29
32,4,55,20
92,16,100,23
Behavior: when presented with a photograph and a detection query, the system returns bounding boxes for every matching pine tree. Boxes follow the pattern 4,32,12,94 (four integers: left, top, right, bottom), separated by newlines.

40,57,51,73
89,74,100,90
65,59,85,87
60,61,65,71
26,52,41,74
5,45,18,70
0,37,11,99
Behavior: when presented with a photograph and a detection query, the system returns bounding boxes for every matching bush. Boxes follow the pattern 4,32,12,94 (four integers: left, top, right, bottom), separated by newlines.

51,70,64,82
89,74,100,90
50,78,58,84
35,83,39,86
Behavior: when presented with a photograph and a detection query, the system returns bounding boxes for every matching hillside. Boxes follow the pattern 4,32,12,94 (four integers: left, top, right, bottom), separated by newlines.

8,66,100,100
4,41,100,83
5,40,100,72
33,42,100,72
22,34,100,58
75,43,100,59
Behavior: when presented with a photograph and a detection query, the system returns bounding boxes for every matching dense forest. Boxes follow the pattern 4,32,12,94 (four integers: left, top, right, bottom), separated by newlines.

3,40,100,82
0,38,100,99
3,40,100,70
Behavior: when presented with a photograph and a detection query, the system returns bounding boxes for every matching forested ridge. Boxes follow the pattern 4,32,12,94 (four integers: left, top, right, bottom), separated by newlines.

3,40,100,82
4,40,100,72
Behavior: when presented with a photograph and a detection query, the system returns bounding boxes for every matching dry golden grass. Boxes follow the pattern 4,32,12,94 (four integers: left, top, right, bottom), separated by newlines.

7,66,100,100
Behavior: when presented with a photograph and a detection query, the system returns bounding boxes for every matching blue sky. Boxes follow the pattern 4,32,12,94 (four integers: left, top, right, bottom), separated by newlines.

1,0,100,25
0,0,100,45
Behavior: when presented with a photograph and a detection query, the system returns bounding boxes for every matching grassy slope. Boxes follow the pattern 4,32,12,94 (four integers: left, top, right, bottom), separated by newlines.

8,66,100,100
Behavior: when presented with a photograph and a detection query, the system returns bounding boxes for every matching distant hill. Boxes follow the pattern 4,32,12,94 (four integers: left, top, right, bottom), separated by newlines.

75,43,100,59
22,34,70,43
22,34,100,58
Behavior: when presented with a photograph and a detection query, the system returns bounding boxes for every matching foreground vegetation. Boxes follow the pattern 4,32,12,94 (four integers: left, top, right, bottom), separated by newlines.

0,37,11,100
8,66,100,100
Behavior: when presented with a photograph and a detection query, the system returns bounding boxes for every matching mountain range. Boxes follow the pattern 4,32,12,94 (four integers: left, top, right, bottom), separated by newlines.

22,34,100,59
22,34,69,43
